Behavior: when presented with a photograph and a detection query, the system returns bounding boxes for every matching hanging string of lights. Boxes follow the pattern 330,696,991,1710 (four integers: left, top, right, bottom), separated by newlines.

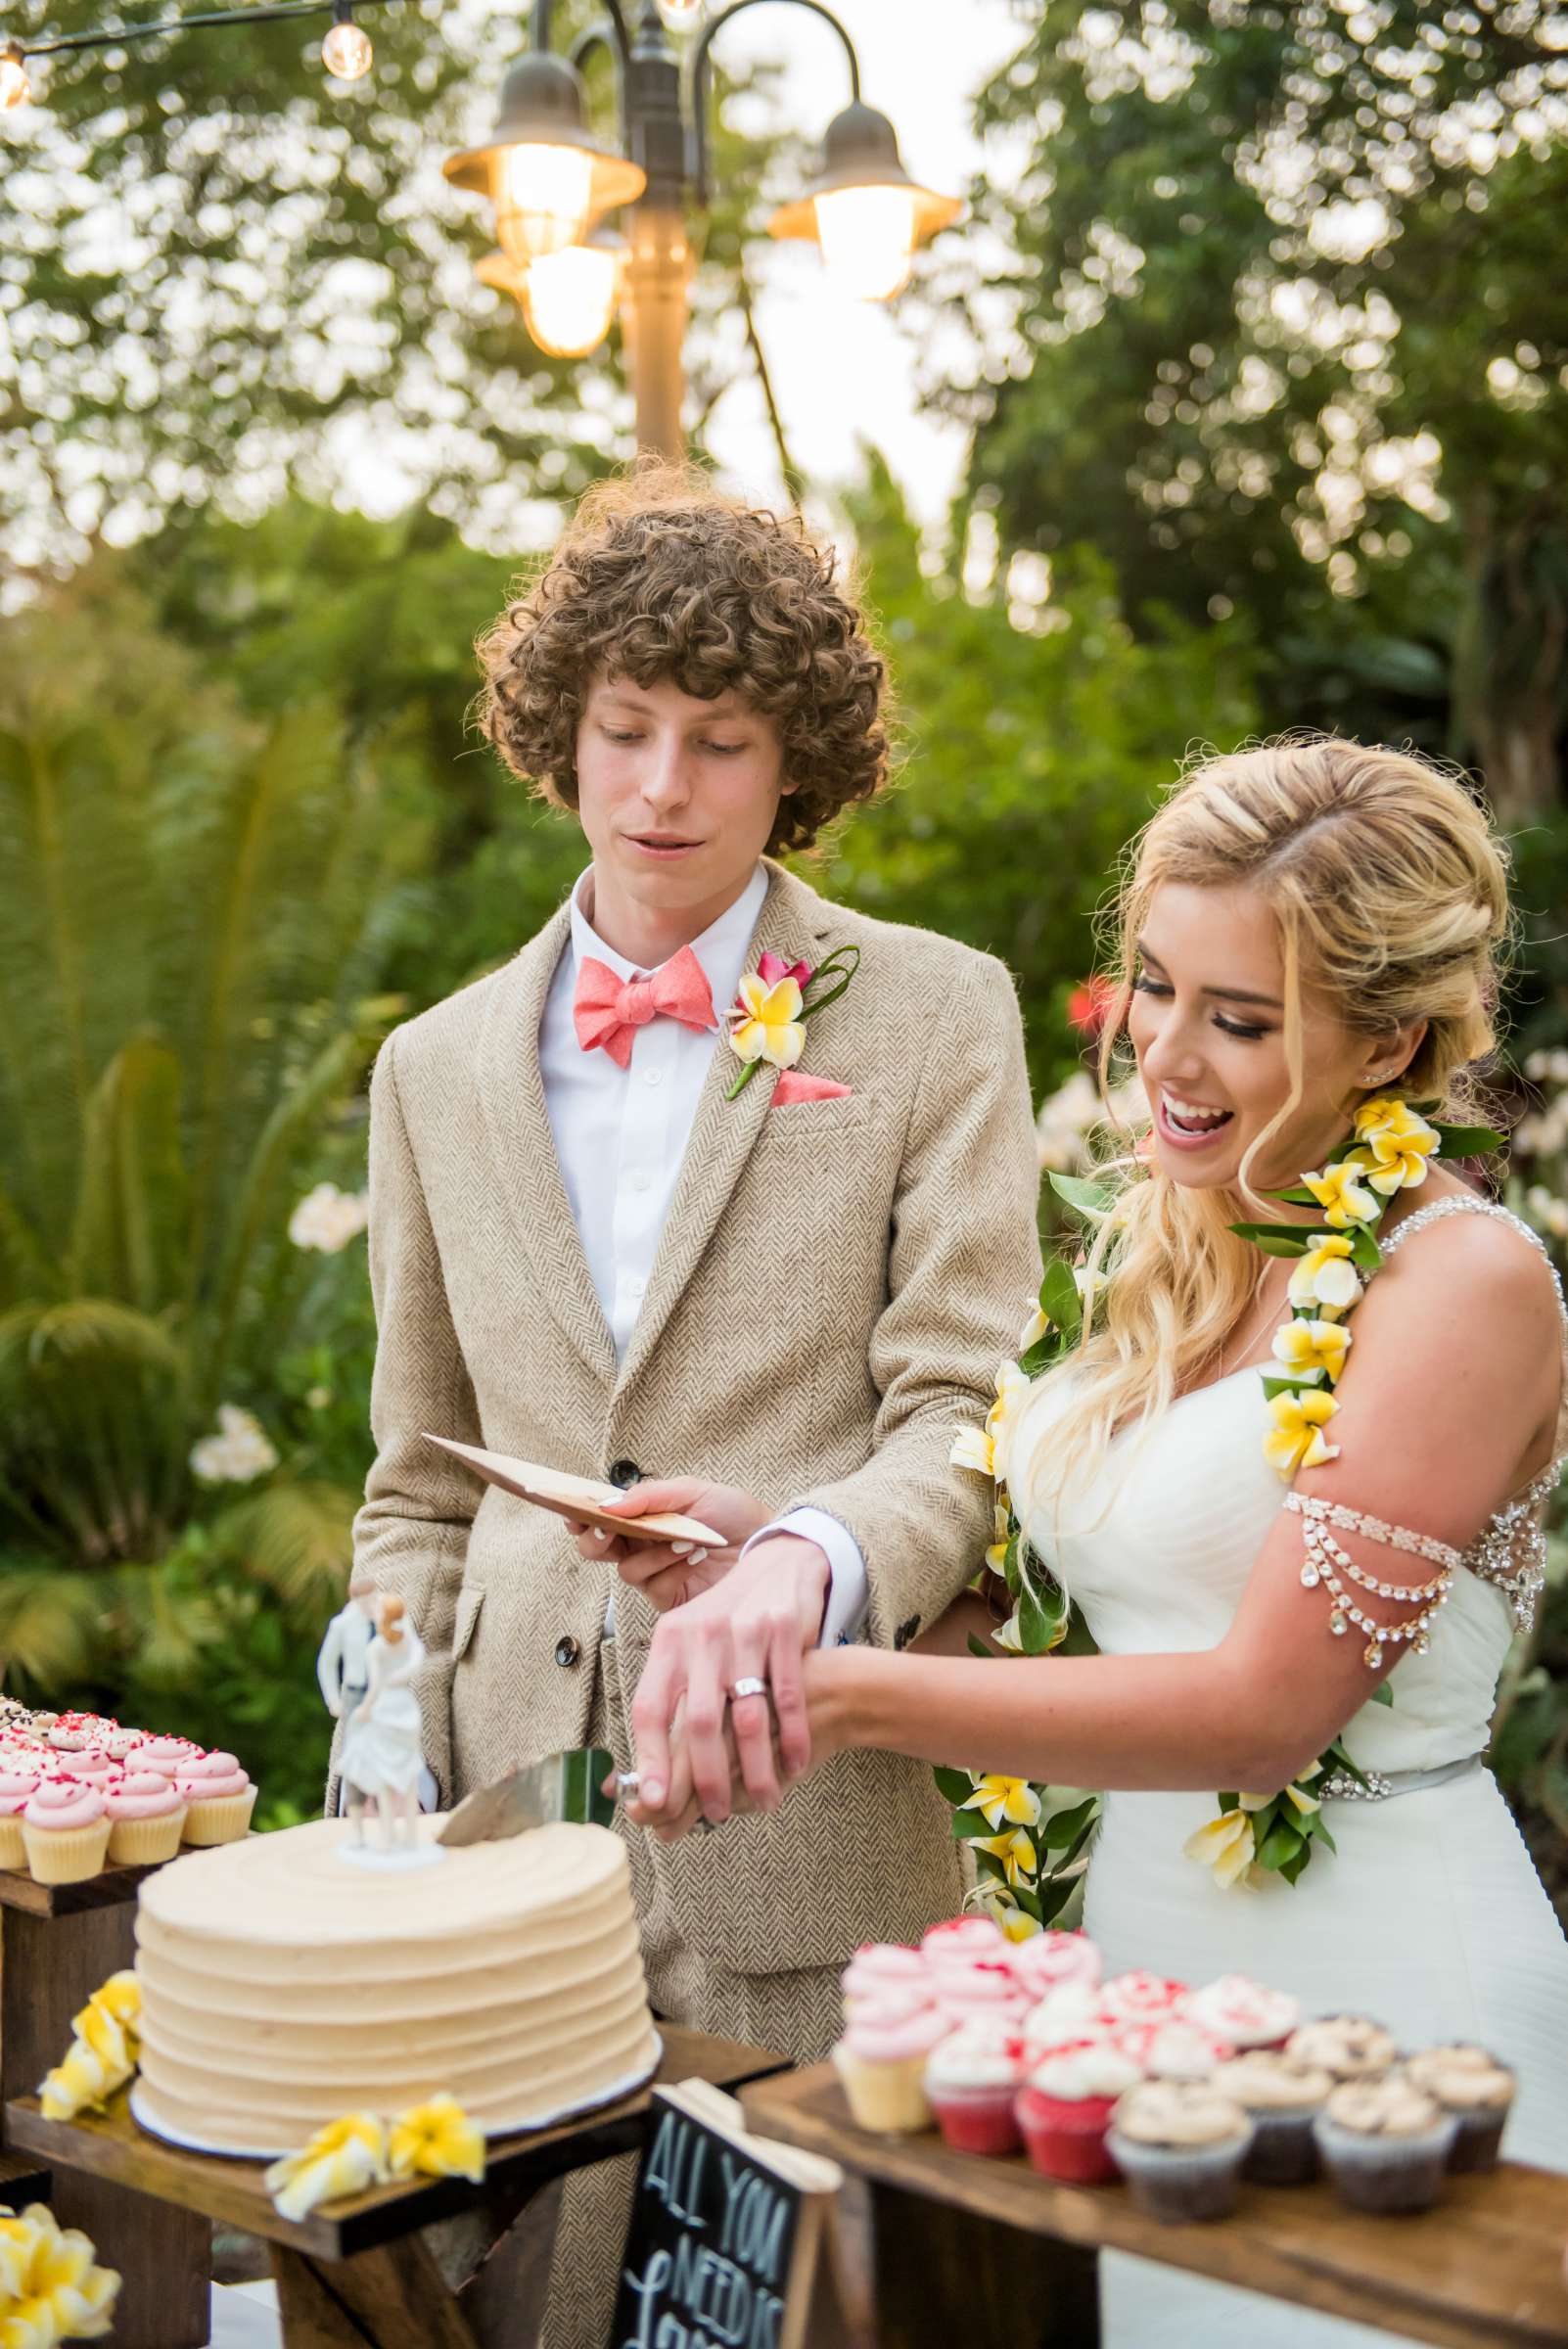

2,0,392,106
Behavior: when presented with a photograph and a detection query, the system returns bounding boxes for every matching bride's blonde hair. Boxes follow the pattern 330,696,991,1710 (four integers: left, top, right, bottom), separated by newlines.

1018,735,1512,1517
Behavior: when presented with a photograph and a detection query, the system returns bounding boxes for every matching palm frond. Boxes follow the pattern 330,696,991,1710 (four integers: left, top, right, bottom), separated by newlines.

69,1036,189,1309
209,1478,358,1614
0,1298,186,1386
0,1563,103,1687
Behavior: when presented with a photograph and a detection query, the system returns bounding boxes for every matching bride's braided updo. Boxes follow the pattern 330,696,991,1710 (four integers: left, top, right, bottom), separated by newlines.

1016,735,1513,1519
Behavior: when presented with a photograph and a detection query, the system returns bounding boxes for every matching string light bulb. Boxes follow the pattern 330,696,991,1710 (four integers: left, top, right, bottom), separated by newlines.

657,0,705,25
321,1,372,81
0,42,31,110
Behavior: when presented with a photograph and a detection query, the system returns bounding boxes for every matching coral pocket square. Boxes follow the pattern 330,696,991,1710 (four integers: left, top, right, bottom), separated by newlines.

772,1072,853,1107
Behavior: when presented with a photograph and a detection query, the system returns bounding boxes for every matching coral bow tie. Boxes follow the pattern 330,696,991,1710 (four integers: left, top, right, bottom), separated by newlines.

573,944,717,1070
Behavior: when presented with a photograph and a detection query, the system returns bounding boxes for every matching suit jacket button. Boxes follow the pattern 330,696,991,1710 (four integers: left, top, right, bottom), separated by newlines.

893,1614,921,1652
608,1459,642,1489
554,1635,580,1669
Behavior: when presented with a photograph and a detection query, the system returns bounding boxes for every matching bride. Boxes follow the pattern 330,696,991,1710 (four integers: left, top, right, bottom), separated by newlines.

624,737,1568,2347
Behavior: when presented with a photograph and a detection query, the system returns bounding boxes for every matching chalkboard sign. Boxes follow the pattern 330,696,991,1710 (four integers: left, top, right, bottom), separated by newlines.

609,2080,841,2349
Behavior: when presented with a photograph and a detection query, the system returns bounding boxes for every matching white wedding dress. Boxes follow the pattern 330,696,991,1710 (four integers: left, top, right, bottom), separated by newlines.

1012,1197,1568,2349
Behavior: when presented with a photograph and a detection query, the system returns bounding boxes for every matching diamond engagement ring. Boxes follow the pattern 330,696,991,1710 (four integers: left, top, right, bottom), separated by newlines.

729,1677,768,1702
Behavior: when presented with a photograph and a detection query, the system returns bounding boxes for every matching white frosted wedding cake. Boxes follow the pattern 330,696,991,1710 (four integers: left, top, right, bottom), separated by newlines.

132,1816,659,2155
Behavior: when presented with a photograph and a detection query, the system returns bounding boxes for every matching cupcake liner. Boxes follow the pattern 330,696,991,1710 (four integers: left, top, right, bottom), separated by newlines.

1016,2089,1121,2184
1107,2125,1253,2222
928,2083,1023,2157
107,1807,187,1867
1447,2106,1509,2174
832,2045,934,2134
0,1817,25,1871
179,1783,256,1846
23,1819,111,1885
1313,2113,1457,2213
1240,2105,1322,2187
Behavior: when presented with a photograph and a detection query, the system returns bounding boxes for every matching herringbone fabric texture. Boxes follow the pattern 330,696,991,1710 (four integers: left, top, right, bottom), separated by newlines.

336,858,1042,1980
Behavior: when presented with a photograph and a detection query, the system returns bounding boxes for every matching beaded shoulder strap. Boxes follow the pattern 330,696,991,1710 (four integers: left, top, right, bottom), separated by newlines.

1356,1193,1565,1635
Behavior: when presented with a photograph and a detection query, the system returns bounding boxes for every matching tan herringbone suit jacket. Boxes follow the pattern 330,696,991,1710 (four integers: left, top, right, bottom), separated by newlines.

340,859,1041,2000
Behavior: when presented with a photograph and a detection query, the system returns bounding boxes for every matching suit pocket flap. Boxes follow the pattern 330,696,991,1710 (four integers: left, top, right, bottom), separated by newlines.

452,1582,485,1665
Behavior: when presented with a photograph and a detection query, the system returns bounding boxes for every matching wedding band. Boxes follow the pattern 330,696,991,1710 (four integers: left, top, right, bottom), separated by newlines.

729,1677,768,1702
613,1770,640,1798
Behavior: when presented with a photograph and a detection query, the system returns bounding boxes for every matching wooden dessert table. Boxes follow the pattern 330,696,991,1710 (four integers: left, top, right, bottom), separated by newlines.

0,1856,208,2349
9,2023,789,2348
741,2061,1568,2349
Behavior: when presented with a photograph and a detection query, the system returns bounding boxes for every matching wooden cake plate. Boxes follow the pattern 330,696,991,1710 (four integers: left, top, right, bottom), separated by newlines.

0,1857,209,2349
9,2023,790,2347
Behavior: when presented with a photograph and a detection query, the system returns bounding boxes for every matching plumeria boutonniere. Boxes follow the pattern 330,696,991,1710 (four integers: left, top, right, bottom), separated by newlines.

725,945,860,1098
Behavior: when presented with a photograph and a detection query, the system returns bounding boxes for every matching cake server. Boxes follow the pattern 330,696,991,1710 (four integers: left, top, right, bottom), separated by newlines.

437,1747,622,1845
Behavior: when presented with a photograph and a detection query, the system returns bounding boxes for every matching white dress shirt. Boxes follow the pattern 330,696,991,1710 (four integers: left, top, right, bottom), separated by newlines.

538,865,868,1643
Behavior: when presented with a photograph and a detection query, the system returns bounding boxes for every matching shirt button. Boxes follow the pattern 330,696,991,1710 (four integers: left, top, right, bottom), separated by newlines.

631,1172,653,1194
625,1275,646,1299
554,1635,580,1669
643,1067,664,1087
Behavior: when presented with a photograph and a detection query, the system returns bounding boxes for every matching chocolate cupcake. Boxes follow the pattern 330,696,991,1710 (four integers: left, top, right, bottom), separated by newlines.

1406,2045,1516,2173
1314,2074,1457,2213
1223,2050,1335,2185
1107,2080,1254,2222
1286,2015,1398,2083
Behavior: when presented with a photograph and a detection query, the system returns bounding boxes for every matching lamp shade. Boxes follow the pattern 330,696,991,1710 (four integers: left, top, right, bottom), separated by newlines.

767,101,961,299
443,51,646,263
478,228,625,358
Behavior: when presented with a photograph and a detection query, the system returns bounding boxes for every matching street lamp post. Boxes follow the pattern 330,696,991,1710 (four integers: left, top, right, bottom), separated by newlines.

442,0,960,459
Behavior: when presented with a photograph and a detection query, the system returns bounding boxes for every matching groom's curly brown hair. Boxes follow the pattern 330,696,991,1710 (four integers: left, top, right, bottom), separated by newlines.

475,462,891,856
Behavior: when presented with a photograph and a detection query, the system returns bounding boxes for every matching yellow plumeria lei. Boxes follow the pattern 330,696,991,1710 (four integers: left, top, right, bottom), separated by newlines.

947,1099,1503,1898
38,1974,141,2123
265,2096,485,2221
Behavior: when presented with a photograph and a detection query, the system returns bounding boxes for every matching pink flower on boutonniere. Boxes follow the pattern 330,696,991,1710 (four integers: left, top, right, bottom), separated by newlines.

724,944,861,1098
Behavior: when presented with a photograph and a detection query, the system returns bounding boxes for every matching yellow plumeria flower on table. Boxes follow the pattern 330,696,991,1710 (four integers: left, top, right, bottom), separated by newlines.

1286,1233,1362,1318
1270,1317,1352,1385
1353,1097,1441,1194
726,974,806,1071
265,2113,390,2223
0,2206,118,2345
38,2037,131,2125
388,2096,485,2186
1183,1807,1256,1889
970,1827,1038,1891
1264,1388,1341,1477
960,1773,1042,1832
1301,1154,1381,1229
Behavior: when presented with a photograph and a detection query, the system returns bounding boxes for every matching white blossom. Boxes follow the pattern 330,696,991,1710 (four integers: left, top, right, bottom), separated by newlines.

190,1405,279,1486
289,1182,371,1253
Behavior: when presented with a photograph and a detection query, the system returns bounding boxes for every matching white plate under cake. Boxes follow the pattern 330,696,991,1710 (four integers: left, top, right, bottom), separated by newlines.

132,1817,660,2157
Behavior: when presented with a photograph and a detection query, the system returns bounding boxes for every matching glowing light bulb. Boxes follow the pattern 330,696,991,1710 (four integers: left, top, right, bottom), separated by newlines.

657,0,705,24
321,13,373,79
521,237,622,357
812,185,918,300
0,44,30,110
494,143,596,265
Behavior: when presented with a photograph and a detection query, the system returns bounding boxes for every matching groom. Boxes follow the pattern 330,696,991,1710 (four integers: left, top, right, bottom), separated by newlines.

340,467,1040,2343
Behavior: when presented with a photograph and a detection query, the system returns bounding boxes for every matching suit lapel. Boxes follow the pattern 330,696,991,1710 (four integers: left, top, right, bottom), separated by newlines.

476,905,619,1388
613,863,837,1399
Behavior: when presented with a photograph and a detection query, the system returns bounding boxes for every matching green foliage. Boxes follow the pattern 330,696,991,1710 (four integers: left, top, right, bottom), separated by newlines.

0,555,423,1809
938,2,1568,846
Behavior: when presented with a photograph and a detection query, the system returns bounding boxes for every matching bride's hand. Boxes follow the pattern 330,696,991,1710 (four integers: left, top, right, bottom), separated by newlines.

566,1481,771,1612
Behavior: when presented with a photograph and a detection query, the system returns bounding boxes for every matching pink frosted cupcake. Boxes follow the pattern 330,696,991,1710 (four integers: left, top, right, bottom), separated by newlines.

1187,1975,1300,2054
61,1747,117,1787
1096,1972,1191,2028
934,1957,1030,2029
833,1998,951,2133
1009,1929,1102,2004
925,2019,1028,2155
1117,2018,1231,2080
842,1943,930,2015
1020,1981,1117,2062
174,1751,255,1844
23,1779,110,1884
921,1916,1006,1970
1016,2043,1144,2184
104,1771,187,1866
0,1763,42,1869
125,1734,202,1780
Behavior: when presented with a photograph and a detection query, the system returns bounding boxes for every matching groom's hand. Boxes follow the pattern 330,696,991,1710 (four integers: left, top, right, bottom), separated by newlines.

566,1480,769,1611
632,1537,828,1822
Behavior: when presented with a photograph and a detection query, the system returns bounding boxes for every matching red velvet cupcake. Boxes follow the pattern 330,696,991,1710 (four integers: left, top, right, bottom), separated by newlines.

1016,2043,1143,2184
